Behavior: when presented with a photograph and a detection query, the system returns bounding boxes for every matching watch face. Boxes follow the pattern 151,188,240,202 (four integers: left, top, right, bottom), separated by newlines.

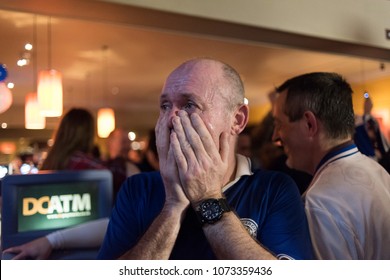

200,199,222,223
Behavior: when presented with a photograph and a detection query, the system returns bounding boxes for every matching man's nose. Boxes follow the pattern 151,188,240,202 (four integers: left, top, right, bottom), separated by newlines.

167,107,180,129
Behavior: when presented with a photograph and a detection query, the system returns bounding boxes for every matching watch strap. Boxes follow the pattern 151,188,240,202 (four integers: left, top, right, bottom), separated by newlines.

218,198,231,212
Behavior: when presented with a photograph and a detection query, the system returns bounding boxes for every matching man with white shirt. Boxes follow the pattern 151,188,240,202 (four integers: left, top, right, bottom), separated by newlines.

272,72,390,259
98,58,313,260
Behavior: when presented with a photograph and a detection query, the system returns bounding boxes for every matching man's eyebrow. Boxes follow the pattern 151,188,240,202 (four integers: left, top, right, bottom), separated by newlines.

160,93,168,102
160,92,201,102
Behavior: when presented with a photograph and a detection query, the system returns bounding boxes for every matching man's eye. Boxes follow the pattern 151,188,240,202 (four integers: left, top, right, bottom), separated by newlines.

183,102,196,110
160,104,170,111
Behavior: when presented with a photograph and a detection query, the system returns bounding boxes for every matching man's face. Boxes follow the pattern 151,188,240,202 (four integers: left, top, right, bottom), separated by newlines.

157,62,232,148
272,91,310,173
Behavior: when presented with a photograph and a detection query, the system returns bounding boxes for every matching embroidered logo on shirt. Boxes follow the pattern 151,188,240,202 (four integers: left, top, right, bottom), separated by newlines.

240,218,258,238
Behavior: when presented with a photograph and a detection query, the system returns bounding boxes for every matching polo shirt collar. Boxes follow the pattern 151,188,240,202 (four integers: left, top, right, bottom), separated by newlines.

223,154,253,192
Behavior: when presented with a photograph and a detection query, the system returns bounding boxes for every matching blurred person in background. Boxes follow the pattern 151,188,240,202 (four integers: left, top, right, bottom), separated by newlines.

105,128,140,196
9,152,39,175
135,129,159,172
41,108,106,171
236,126,253,159
354,95,390,173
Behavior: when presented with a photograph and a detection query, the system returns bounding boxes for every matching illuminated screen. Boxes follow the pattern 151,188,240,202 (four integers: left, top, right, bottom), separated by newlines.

17,182,100,232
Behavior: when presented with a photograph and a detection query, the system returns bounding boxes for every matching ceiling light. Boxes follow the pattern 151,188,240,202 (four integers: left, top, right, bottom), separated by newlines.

128,131,136,141
97,108,115,138
37,69,63,117
97,45,115,138
25,43,33,50
17,47,32,67
37,16,63,117
25,15,45,130
17,59,28,67
25,92,46,129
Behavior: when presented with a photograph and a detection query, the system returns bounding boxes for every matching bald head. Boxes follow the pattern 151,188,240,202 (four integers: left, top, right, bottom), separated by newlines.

166,58,245,112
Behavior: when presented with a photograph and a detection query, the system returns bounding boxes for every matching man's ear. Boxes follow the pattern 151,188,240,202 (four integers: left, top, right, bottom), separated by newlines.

303,111,318,137
231,104,249,135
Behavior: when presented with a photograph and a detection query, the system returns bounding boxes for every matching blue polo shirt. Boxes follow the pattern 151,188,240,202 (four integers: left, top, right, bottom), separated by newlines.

98,159,313,259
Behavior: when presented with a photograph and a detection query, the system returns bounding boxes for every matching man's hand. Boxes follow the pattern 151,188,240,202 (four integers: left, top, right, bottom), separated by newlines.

118,119,190,260
155,117,189,210
170,110,229,205
364,96,373,116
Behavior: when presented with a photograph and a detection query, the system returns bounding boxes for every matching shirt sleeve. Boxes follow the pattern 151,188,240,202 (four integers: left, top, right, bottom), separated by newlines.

46,218,109,249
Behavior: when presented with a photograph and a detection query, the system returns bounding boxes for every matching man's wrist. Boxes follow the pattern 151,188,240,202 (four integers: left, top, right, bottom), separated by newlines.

191,195,223,209
195,197,231,226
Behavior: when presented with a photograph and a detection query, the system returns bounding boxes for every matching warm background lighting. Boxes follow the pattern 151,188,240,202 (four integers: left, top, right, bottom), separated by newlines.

25,92,46,129
25,43,33,51
128,131,136,141
37,69,63,117
97,108,115,138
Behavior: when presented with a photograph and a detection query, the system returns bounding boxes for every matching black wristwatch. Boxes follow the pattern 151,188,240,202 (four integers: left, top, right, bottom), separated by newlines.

195,198,231,226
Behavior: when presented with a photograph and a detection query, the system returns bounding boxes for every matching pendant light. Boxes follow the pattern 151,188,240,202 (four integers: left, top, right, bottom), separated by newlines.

25,92,45,129
37,16,63,117
97,45,115,138
97,108,115,138
25,15,46,129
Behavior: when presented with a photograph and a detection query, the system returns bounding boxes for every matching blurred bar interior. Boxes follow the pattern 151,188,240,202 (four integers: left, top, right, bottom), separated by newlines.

0,0,389,176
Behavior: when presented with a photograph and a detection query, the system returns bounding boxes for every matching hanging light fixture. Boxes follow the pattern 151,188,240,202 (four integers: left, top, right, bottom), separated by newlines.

25,15,46,129
37,16,63,117
25,92,45,129
98,108,115,138
97,45,115,138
